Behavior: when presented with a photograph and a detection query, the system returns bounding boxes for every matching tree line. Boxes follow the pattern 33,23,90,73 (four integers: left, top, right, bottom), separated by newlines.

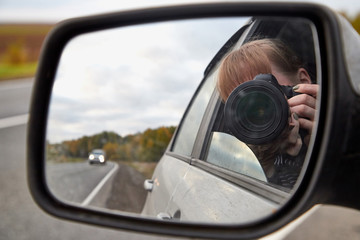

47,126,176,163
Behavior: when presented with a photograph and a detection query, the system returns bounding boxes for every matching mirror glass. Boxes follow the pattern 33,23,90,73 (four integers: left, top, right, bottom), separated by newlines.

46,16,320,224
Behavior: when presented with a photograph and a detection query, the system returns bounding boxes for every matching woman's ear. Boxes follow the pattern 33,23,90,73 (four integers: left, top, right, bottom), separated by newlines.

297,68,312,84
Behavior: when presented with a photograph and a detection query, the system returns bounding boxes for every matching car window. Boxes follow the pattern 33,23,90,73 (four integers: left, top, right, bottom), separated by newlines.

200,18,319,190
92,150,104,155
171,76,215,156
205,132,267,181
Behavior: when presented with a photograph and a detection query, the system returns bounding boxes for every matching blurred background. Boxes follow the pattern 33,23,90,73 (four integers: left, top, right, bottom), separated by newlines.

1,0,360,82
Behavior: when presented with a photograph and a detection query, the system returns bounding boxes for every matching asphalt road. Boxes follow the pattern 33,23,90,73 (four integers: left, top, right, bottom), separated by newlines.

1,78,360,240
46,161,148,213
0,79,32,119
46,161,116,204
0,79,175,240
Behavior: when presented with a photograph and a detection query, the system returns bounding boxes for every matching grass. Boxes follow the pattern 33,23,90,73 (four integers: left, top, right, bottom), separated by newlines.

120,161,158,179
0,62,37,80
66,157,86,163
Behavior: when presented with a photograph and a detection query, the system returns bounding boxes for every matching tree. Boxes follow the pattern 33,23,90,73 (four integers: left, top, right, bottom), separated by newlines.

103,142,118,160
49,127,176,162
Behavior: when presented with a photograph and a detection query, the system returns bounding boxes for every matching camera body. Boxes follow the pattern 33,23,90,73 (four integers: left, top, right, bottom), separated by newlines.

224,74,300,145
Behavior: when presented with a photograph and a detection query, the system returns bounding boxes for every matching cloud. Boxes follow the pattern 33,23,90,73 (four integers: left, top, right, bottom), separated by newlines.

46,17,245,143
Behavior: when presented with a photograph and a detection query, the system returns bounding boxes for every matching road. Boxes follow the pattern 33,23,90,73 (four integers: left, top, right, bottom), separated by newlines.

46,160,148,213
0,79,175,240
0,79,32,119
1,78,360,239
46,161,116,204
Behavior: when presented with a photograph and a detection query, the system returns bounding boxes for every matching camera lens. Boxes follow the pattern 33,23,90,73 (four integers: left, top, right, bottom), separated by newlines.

236,92,276,131
224,78,289,145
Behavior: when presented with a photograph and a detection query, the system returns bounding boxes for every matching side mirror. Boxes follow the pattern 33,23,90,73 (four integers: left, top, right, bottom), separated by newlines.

27,2,360,239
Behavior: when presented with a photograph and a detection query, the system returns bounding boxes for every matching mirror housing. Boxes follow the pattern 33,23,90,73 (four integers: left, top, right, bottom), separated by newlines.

27,2,360,239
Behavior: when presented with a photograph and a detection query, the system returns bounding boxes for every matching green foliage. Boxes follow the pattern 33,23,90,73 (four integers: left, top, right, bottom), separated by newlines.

0,62,37,80
47,127,176,163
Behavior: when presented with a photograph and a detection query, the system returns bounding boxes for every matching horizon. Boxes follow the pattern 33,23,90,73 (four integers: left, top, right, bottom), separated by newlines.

47,125,176,144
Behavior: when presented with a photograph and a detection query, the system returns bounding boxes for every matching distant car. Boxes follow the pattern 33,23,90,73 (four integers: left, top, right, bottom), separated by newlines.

88,149,106,164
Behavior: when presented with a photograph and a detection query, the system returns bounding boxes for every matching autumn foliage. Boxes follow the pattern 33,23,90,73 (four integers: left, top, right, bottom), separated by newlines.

47,126,176,163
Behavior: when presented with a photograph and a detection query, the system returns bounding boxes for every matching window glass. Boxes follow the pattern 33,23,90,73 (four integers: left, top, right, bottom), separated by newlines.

204,18,319,189
172,75,216,156
205,132,267,181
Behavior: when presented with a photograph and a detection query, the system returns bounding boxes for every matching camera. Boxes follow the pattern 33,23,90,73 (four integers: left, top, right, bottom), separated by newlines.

224,74,300,145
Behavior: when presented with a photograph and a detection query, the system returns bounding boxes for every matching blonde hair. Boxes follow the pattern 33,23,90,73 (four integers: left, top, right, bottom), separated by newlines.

217,39,302,101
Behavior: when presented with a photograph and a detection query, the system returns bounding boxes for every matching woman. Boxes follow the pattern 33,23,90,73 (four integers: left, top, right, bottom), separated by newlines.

217,39,318,188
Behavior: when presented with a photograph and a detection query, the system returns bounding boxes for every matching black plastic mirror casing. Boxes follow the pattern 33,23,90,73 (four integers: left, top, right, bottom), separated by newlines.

27,2,360,239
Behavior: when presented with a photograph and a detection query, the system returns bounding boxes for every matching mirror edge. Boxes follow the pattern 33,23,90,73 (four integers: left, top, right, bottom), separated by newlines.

27,2,344,239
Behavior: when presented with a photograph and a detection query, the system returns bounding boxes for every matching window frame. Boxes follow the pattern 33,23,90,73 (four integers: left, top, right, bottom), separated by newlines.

166,19,295,204
168,72,216,160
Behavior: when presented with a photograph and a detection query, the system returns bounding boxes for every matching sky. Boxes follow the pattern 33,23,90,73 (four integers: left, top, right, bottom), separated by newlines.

46,17,247,142
0,0,359,23
1,0,359,143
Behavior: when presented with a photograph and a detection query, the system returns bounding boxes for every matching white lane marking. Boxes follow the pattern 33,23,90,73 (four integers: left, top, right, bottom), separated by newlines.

261,205,321,240
0,114,29,129
81,162,119,206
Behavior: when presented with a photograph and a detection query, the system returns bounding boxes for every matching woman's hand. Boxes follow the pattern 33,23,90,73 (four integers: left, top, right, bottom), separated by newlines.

253,84,318,158
288,84,319,145
282,113,302,156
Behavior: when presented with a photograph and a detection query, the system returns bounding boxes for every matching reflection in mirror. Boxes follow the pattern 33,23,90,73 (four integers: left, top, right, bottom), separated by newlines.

46,16,320,224
206,132,267,181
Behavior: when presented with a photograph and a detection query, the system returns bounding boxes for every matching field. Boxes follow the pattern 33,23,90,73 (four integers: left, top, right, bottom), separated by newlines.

0,24,53,80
